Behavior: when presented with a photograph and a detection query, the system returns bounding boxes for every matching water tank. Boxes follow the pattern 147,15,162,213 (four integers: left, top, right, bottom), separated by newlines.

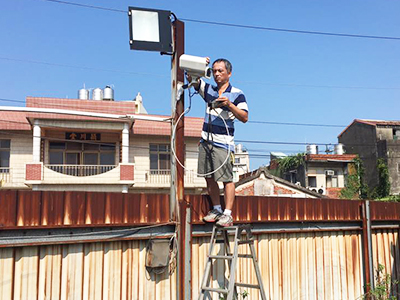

306,144,318,155
92,88,103,100
78,88,89,100
334,143,344,155
235,144,243,153
103,85,114,101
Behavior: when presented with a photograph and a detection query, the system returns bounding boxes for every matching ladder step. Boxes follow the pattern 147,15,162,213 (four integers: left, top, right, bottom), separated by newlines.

209,255,233,260
235,283,261,289
201,286,228,294
238,240,253,245
238,254,253,258
215,239,225,243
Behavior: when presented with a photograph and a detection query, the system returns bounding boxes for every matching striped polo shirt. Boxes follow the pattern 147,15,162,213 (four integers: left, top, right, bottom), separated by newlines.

197,79,248,152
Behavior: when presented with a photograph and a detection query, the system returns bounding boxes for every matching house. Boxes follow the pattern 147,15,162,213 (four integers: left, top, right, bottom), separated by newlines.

0,92,208,193
235,166,325,198
232,144,250,182
338,119,400,195
268,147,357,198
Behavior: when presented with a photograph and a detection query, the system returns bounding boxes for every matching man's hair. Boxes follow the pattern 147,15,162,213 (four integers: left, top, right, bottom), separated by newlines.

213,58,232,73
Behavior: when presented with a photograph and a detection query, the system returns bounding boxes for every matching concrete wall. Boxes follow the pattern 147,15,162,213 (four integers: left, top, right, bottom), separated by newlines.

385,140,400,195
339,123,378,189
0,132,32,189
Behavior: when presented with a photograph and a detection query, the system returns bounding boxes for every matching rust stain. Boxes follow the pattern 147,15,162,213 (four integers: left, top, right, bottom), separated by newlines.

0,191,398,230
85,192,105,225
41,191,64,226
17,190,41,226
0,190,17,227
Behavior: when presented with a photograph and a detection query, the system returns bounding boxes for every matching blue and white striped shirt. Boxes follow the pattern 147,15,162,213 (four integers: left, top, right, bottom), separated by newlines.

197,79,248,152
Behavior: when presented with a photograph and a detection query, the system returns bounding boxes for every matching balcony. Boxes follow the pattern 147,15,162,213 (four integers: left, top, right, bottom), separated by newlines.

0,168,11,185
47,165,116,176
25,163,134,186
143,169,206,188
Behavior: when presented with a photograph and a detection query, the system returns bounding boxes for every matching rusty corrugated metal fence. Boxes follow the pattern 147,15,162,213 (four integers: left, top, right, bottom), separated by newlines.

0,191,399,299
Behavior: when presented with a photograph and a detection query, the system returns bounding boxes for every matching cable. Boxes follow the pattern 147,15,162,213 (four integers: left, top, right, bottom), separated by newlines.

171,82,231,177
0,222,173,241
0,118,397,149
38,0,400,41
2,57,400,91
247,120,346,128
0,57,169,78
0,98,380,129
180,18,400,41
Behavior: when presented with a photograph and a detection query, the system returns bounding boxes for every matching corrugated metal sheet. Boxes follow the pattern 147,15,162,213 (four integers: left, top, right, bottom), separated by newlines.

192,231,364,300
3,191,400,230
0,240,176,300
370,201,400,220
190,195,364,224
371,229,400,297
0,191,171,229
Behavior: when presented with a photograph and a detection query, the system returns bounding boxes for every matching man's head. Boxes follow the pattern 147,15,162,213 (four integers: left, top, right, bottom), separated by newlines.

212,58,232,87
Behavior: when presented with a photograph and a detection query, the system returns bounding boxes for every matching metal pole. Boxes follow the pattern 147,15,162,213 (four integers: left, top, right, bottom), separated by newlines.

170,19,189,300
362,200,374,296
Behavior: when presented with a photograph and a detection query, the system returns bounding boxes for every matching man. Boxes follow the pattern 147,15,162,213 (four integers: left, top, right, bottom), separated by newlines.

192,58,248,227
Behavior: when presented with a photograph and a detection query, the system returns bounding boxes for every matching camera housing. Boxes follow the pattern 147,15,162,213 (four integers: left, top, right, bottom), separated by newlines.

179,54,211,80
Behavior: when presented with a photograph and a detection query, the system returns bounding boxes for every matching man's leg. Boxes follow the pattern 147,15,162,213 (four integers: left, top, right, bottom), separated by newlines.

223,181,235,210
206,178,221,206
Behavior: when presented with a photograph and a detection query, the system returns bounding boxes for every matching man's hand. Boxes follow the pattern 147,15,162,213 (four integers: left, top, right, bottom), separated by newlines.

215,96,231,108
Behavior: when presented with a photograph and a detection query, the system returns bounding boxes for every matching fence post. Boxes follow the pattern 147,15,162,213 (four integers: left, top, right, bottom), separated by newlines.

361,200,374,296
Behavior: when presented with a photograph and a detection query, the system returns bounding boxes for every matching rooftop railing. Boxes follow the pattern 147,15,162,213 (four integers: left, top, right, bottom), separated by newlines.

46,165,116,176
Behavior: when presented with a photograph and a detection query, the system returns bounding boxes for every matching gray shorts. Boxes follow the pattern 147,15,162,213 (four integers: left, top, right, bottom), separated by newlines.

198,142,233,182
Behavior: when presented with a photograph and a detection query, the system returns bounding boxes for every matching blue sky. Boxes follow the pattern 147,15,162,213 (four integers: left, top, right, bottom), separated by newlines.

1,0,400,169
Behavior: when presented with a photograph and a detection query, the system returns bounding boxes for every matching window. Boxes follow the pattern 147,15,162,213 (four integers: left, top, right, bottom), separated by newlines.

326,176,338,188
150,144,171,172
48,141,116,175
0,139,10,171
308,176,317,187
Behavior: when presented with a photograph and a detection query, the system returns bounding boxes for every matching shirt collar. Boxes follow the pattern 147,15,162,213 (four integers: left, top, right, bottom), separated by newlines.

213,83,232,93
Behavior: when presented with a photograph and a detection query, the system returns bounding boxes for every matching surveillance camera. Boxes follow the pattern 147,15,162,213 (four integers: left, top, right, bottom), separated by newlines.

179,54,211,80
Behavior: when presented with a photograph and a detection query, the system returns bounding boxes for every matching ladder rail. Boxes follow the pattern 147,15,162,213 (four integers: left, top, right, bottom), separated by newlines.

198,226,218,300
245,227,267,300
198,225,267,300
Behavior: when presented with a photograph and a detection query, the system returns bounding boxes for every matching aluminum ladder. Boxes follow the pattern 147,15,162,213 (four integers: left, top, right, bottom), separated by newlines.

198,224,267,300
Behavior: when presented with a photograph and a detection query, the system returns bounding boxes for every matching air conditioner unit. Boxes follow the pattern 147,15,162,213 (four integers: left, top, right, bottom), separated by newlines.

325,170,335,176
317,188,325,195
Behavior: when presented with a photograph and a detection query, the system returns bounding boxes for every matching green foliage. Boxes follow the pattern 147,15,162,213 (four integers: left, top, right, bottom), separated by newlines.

376,158,391,199
362,264,399,300
277,153,305,174
340,157,369,199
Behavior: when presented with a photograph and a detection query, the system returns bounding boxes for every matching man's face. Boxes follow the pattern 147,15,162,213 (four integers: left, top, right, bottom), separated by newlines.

212,61,231,86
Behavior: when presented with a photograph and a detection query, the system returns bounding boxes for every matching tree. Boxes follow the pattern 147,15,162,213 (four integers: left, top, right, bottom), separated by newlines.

376,158,391,198
277,153,305,174
340,157,369,200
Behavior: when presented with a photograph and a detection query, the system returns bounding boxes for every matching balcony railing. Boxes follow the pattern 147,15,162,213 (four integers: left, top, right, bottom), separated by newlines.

145,169,196,184
0,168,11,184
46,165,116,176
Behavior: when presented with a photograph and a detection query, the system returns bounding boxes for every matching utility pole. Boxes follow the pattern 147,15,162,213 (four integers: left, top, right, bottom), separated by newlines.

171,19,191,300
128,8,190,299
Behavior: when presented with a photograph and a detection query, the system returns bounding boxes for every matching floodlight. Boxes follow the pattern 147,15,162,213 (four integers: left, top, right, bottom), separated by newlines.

128,7,173,53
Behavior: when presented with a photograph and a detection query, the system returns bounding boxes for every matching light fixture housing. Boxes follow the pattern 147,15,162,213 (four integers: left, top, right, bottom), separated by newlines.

128,7,173,53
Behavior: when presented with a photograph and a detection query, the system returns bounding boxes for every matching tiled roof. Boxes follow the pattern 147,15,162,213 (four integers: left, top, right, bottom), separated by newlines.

338,119,400,137
0,111,31,130
305,154,357,162
133,116,203,137
236,167,326,198
0,97,203,137
26,97,136,115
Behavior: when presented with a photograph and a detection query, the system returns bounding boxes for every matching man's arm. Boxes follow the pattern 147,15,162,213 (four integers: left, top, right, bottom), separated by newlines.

215,96,248,123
